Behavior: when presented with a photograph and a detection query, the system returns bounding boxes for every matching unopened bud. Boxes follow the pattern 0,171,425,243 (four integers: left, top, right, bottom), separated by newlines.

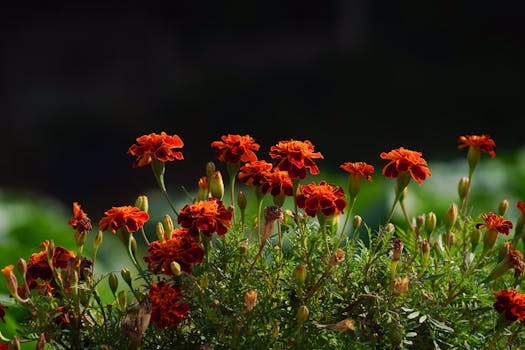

170,261,181,276
237,191,247,211
239,241,248,255
130,236,137,256
458,176,470,201
384,223,395,234
353,215,362,230
425,212,437,235
162,215,174,239
498,199,509,216
471,227,481,250
210,299,220,308
244,289,258,312
197,176,209,201
293,264,307,286
156,222,165,241
134,195,149,213
17,258,27,276
273,193,286,207
205,161,216,179
108,272,119,295
94,230,103,250
117,290,127,312
416,215,425,229
121,268,132,286
209,171,225,200
391,237,404,262
444,203,458,232
296,305,309,324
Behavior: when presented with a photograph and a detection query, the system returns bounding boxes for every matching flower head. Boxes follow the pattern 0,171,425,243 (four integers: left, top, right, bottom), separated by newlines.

149,281,189,329
261,169,294,197
380,147,431,185
269,139,323,180
457,134,496,158
68,202,92,233
238,160,273,187
144,233,205,275
99,206,150,234
128,132,184,167
178,198,232,238
476,212,513,236
339,161,374,198
210,134,260,165
296,181,346,217
493,289,525,322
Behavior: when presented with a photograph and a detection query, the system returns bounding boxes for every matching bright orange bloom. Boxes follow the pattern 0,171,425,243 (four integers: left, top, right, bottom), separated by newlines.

339,162,374,182
238,160,273,187
380,147,431,185
457,134,496,158
128,132,184,167
149,281,189,329
144,234,205,275
210,134,260,165
296,181,347,217
269,139,323,180
260,169,294,197
493,289,525,322
68,202,92,233
99,206,149,234
178,198,232,238
476,212,513,236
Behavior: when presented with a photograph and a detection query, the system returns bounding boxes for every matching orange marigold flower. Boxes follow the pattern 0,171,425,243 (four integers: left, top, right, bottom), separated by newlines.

476,212,513,236
128,132,184,167
26,246,77,283
238,160,273,187
380,147,431,185
260,169,294,197
269,139,324,180
144,234,205,275
99,206,149,234
210,134,260,165
178,198,232,238
149,281,189,329
458,134,496,158
68,202,92,233
296,181,347,217
339,162,374,182
493,289,525,322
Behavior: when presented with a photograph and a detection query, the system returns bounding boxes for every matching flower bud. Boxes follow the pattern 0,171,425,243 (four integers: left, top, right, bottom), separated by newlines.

239,240,248,255
117,290,127,312
272,324,280,338
296,305,309,324
205,161,216,179
272,193,286,208
210,299,220,308
9,335,20,350
1,265,23,303
471,227,481,251
134,195,149,213
121,268,132,286
244,289,258,313
498,199,509,216
162,215,174,240
458,176,470,201
197,176,209,201
391,238,404,262
416,215,425,229
130,236,138,256
425,212,437,235
17,258,27,277
353,215,362,230
209,171,225,200
444,203,458,232
293,264,307,286
108,272,119,295
170,261,181,276
94,230,103,251
384,223,395,234
237,190,247,211
156,222,165,241
36,333,46,350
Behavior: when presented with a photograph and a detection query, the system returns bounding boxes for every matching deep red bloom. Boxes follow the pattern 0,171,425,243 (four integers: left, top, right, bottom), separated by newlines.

339,162,375,182
296,181,347,217
144,234,205,275
128,132,184,167
68,202,92,233
149,281,189,329
493,289,525,322
269,139,324,180
260,169,294,197
517,201,525,215
99,206,149,234
210,134,260,165
380,147,431,185
458,134,496,158
475,212,513,236
178,198,232,237
238,160,273,187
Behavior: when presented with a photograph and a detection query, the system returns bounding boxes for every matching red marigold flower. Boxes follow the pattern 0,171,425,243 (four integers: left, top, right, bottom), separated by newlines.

210,134,260,165
99,206,150,234
458,134,496,158
339,162,374,182
269,139,324,180
517,201,525,215
296,181,347,217
493,289,525,322
260,169,294,197
178,198,232,238
68,202,92,233
380,147,431,185
149,281,189,329
144,234,205,275
0,343,7,350
238,160,273,187
476,212,513,236
128,132,184,167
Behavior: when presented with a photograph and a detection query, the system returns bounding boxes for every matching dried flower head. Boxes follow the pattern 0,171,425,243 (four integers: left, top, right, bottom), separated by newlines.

68,202,92,233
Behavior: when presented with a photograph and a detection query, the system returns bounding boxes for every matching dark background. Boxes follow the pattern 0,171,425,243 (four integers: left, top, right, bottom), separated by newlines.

2,1,525,215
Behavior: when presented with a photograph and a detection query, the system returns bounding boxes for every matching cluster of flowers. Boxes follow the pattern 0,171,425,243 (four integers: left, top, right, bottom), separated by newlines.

0,131,525,349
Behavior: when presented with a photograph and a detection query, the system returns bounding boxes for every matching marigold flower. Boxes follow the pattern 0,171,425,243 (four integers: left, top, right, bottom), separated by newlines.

149,281,189,329
128,132,184,167
260,169,294,197
238,160,273,187
68,202,92,233
340,161,374,199
493,289,525,322
476,212,513,236
210,134,260,165
380,147,431,185
457,134,496,158
178,198,232,238
269,139,323,180
296,181,346,217
487,242,525,281
99,206,150,234
144,234,205,275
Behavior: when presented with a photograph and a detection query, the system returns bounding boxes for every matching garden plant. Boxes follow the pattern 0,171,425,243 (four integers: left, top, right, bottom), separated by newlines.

0,132,524,349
